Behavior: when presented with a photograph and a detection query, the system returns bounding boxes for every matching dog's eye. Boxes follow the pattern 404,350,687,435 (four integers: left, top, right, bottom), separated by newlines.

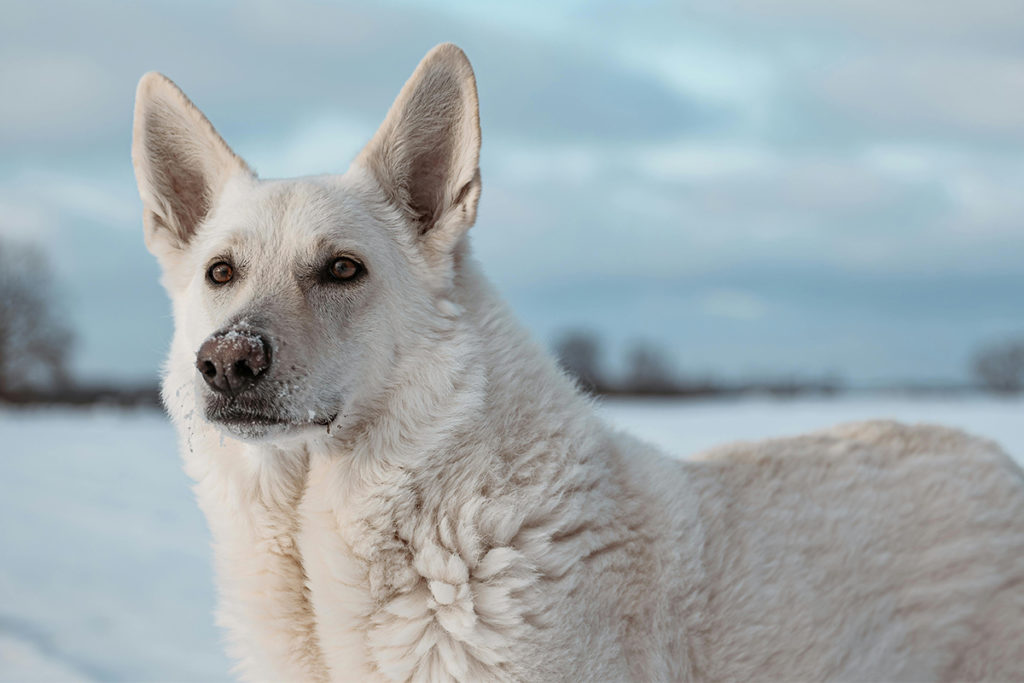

328,257,362,281
207,261,234,285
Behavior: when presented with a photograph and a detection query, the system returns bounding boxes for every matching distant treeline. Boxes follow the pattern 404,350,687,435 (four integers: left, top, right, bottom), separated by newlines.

554,331,843,398
554,330,1024,399
0,384,161,408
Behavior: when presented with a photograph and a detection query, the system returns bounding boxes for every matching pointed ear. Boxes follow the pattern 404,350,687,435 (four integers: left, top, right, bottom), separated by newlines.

131,72,252,260
354,43,481,257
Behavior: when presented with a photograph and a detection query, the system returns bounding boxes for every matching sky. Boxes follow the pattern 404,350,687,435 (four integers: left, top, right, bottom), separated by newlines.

1,0,1023,386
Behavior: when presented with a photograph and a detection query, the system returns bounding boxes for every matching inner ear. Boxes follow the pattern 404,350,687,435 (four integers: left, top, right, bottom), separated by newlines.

408,129,456,234
355,43,481,253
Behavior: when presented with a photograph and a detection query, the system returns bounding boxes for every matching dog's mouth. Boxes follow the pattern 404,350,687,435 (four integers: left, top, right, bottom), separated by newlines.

205,401,338,438
198,377,344,441
211,408,335,427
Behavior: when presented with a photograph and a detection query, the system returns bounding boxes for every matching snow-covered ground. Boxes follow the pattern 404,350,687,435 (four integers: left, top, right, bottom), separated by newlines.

1,397,1021,681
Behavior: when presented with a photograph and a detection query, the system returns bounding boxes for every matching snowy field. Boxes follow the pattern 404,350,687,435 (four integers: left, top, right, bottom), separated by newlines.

1,397,1022,681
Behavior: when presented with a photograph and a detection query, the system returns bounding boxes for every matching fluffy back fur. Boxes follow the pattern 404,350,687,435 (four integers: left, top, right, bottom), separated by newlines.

132,44,1024,682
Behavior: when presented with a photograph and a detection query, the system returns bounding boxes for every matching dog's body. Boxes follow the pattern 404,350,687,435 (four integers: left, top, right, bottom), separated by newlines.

133,45,1024,681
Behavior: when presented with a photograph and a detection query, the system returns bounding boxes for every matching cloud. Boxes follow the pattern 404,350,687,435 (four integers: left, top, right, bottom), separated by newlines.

0,169,137,239
0,0,712,159
237,115,376,179
697,289,770,320
708,0,1024,46
0,195,58,243
0,53,117,147
634,142,777,180
815,53,1024,139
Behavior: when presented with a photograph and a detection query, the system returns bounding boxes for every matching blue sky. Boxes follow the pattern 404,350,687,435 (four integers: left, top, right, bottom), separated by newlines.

2,0,1023,385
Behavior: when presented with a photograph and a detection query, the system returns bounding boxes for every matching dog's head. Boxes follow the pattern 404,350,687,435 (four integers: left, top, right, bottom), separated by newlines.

132,44,481,441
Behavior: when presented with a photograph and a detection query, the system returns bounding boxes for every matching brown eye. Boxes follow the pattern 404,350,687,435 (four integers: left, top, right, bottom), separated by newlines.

208,261,233,284
328,257,361,281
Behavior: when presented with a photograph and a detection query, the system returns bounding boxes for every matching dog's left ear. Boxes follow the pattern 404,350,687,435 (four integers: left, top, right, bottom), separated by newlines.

355,43,481,259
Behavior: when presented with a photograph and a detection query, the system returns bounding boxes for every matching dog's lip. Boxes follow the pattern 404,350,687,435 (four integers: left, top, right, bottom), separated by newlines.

213,411,289,426
207,407,337,428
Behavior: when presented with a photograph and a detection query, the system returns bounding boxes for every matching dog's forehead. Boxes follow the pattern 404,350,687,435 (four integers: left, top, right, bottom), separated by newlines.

204,174,394,257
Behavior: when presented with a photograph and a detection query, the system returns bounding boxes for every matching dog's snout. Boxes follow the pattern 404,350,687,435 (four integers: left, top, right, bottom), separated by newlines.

195,330,271,395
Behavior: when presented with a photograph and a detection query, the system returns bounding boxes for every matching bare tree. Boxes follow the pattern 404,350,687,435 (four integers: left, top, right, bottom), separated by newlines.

623,341,680,394
0,240,73,395
554,330,605,393
971,338,1024,394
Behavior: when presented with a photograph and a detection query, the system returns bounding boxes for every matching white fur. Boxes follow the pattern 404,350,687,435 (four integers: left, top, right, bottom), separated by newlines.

132,44,1024,682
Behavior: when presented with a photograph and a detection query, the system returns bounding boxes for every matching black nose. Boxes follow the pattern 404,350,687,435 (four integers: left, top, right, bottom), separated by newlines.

195,330,271,395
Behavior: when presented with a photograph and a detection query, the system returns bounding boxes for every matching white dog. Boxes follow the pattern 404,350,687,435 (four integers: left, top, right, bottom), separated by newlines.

132,44,1024,682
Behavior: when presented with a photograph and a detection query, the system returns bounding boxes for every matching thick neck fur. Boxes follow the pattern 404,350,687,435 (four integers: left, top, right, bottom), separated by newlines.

169,256,648,681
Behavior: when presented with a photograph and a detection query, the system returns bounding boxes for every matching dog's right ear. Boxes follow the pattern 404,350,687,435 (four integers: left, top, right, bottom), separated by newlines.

131,73,252,263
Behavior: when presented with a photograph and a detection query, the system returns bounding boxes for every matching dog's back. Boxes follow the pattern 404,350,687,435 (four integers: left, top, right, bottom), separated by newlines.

680,421,1024,680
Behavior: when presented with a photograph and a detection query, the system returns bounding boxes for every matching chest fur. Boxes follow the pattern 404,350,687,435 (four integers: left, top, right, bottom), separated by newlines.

296,455,539,682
